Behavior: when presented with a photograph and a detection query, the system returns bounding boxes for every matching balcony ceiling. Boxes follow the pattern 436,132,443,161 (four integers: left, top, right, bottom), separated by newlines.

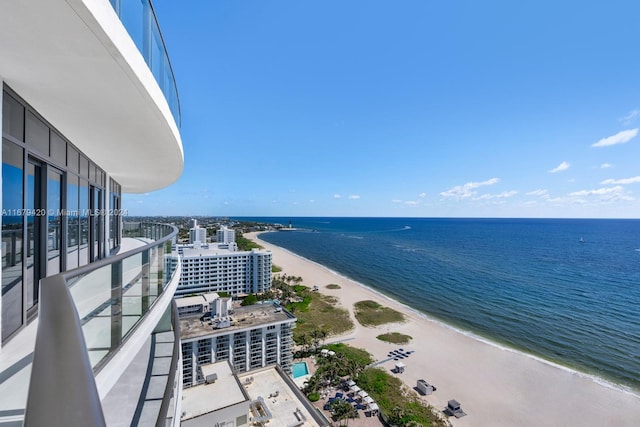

0,0,184,193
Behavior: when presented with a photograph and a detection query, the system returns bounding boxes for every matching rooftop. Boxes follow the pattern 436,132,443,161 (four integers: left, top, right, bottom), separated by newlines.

180,304,295,341
175,293,220,308
181,361,249,419
174,244,270,258
239,368,327,427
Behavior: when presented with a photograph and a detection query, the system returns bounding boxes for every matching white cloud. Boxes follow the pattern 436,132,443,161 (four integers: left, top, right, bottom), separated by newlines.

601,176,640,185
333,194,342,199
620,110,640,125
600,163,613,169
474,190,518,200
309,199,315,203
419,193,426,198
404,200,418,206
568,186,633,201
348,195,361,200
592,128,638,147
391,199,402,203
440,178,500,199
548,161,570,173
526,189,549,197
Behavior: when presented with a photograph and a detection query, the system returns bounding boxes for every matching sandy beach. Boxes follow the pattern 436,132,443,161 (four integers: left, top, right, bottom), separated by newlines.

247,231,640,427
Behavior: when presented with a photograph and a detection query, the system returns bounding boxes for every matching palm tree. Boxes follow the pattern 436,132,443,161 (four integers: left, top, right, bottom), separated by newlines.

345,358,362,380
318,328,328,347
303,374,322,395
330,399,356,426
310,329,322,352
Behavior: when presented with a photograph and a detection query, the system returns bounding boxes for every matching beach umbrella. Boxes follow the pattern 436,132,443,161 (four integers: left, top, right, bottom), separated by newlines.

350,385,361,393
357,390,369,398
347,380,356,387
364,396,374,404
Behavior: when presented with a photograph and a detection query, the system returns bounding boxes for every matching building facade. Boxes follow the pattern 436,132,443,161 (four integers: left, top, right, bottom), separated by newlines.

170,244,273,297
189,225,207,244
180,303,295,388
217,225,236,244
1,1,184,425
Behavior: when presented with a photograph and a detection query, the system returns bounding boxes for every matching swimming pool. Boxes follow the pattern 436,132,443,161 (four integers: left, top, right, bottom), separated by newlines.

292,361,309,379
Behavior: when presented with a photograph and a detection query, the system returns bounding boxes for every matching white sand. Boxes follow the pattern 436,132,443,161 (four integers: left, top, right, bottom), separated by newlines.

248,232,640,427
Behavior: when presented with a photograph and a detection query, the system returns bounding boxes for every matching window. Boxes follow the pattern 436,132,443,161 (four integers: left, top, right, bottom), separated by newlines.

25,111,49,156
2,93,24,141
1,87,114,342
66,174,79,270
2,140,24,340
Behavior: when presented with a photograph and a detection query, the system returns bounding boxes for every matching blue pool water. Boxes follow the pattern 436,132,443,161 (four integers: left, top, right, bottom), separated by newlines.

292,361,309,378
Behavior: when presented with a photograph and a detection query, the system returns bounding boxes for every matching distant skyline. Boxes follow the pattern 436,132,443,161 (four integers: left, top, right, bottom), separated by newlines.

124,0,640,218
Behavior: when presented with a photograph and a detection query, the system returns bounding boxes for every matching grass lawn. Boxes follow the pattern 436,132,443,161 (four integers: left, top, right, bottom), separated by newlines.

354,300,405,327
377,332,412,344
357,368,450,427
293,290,353,342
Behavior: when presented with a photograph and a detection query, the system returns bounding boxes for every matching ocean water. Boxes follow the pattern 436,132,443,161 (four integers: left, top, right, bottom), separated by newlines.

238,217,640,391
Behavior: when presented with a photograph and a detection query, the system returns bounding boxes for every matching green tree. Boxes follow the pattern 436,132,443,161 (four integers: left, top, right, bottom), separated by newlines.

241,293,258,306
330,399,356,426
303,374,322,395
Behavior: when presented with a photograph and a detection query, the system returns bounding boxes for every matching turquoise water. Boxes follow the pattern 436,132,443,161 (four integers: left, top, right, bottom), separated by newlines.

240,217,640,392
292,361,309,378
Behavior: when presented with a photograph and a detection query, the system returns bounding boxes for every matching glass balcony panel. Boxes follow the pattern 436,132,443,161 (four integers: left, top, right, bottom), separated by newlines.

109,0,181,126
119,0,144,54
122,252,141,287
70,265,112,321
64,223,177,371
121,314,140,339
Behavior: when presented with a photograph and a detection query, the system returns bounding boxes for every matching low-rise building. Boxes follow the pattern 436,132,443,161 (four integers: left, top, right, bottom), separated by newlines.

181,362,331,427
181,361,251,427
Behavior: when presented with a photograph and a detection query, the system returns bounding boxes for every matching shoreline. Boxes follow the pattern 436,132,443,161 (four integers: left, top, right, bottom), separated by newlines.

248,231,640,426
260,232,637,396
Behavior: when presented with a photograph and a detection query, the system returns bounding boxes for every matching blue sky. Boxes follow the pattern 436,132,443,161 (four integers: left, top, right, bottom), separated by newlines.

125,0,640,218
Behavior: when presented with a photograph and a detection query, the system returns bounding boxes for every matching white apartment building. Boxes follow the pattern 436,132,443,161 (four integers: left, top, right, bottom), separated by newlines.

217,225,235,244
189,225,207,244
180,303,296,387
170,243,272,297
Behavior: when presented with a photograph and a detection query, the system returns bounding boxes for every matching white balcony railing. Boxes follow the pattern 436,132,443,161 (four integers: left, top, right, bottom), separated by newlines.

24,223,179,427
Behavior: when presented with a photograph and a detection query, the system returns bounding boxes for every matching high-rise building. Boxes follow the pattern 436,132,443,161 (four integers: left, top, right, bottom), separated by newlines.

169,243,273,297
217,225,236,244
189,225,207,244
0,1,184,425
179,302,296,387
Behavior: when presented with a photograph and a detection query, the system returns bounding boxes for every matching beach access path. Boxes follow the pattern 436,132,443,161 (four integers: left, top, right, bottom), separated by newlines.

247,232,640,427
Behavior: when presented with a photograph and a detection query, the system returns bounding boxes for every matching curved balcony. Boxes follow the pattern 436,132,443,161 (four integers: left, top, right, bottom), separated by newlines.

24,223,181,427
108,0,181,127
0,0,184,193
